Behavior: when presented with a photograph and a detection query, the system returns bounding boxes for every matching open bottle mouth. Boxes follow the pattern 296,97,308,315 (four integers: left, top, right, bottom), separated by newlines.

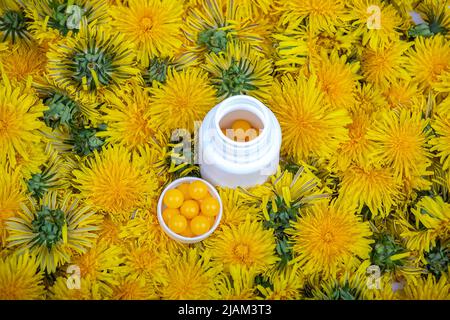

214,96,268,146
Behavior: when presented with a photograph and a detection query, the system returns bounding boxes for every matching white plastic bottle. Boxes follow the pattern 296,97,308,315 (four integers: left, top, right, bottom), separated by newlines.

198,95,282,189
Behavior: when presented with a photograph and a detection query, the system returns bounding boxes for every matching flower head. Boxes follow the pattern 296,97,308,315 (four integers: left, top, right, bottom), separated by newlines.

6,191,101,272
202,41,272,101
269,74,351,162
162,248,221,299
0,165,24,246
406,35,450,90
206,219,278,272
149,68,217,133
109,0,183,66
47,20,139,94
73,145,159,218
0,74,47,168
0,252,45,299
98,83,156,150
290,200,373,278
367,110,432,187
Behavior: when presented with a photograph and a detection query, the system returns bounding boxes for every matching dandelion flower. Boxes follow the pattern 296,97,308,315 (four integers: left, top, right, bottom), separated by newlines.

338,165,401,217
111,274,158,300
162,248,221,299
383,81,422,111
269,74,351,162
0,74,47,168
401,274,450,300
333,112,376,171
71,242,126,297
0,0,32,44
0,165,24,246
257,266,304,300
0,43,46,83
74,146,157,220
214,265,258,300
279,0,349,32
206,219,278,272
98,83,156,150
361,40,411,89
231,0,271,16
49,277,103,300
0,252,45,299
430,104,450,170
6,191,101,273
35,75,100,127
406,35,450,90
122,242,168,286
97,216,123,246
401,196,450,253
350,83,388,116
349,0,402,49
202,41,272,101
416,0,450,37
312,51,360,110
290,200,373,278
311,270,371,300
47,20,139,94
218,188,258,228
367,110,432,186
109,0,183,66
183,0,270,59
27,0,109,42
149,68,217,133
73,146,159,218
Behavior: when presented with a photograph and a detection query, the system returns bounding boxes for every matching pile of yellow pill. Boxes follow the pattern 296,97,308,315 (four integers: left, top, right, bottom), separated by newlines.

162,181,220,237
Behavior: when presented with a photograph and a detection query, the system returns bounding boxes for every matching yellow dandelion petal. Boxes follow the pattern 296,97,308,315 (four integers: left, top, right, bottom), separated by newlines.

312,51,360,110
0,43,47,83
0,251,45,300
73,146,159,218
149,68,217,133
430,102,450,171
109,0,183,65
6,191,101,273
401,274,450,300
338,165,401,217
214,265,258,300
401,196,450,253
280,0,350,32
361,40,411,89
202,41,273,101
269,74,351,162
0,164,24,246
111,274,158,300
333,112,377,171
123,242,168,286
98,83,156,150
290,200,373,278
162,248,221,300
257,266,304,300
218,187,258,228
367,110,432,185
206,219,278,272
71,242,126,297
0,74,47,168
350,0,403,49
406,35,450,90
49,276,104,300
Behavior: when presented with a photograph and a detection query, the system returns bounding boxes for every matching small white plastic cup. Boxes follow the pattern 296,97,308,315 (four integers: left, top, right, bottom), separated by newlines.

157,177,223,244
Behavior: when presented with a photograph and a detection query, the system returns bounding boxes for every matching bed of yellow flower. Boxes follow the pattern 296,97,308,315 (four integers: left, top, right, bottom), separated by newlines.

0,0,449,300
